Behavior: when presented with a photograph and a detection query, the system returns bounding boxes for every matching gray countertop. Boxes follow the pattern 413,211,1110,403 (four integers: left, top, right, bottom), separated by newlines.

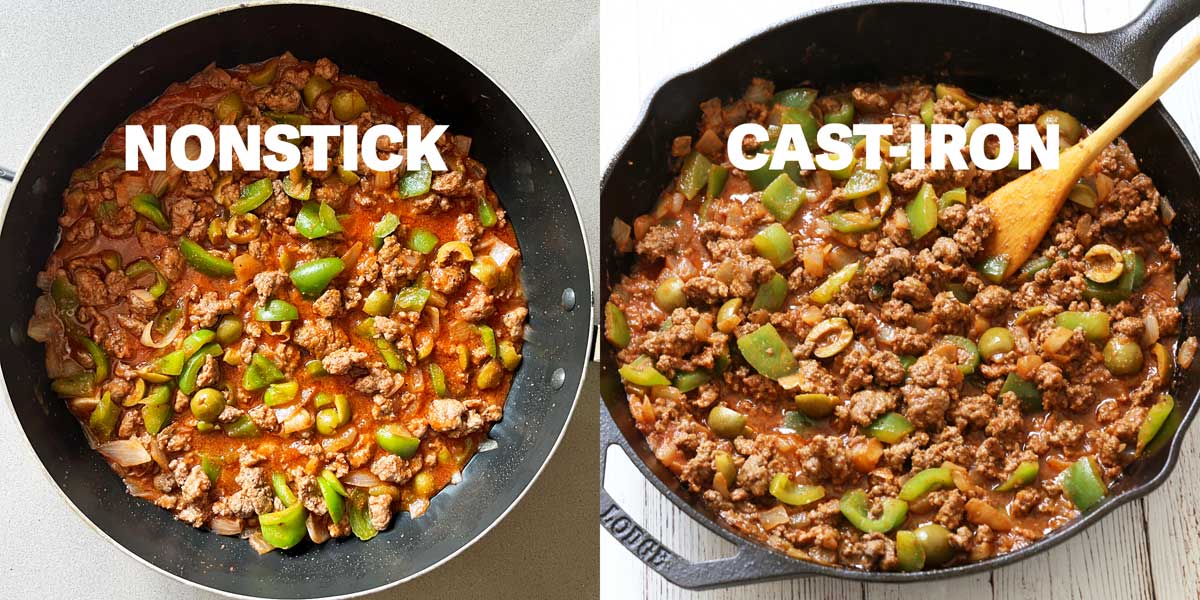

0,1,599,598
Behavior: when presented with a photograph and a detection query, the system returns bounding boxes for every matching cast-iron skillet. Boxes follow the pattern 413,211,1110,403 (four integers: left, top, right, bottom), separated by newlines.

0,3,592,598
600,0,1200,588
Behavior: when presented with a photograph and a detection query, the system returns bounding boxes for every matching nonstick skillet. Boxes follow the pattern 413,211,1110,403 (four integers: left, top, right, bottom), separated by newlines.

0,4,593,598
600,0,1200,588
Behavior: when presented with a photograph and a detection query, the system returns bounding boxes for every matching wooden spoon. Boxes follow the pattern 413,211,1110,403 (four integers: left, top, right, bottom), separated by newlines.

981,35,1200,280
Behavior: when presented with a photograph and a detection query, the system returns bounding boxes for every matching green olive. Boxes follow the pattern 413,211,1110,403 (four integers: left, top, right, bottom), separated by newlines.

716,298,743,333
914,523,954,566
795,393,836,419
806,317,853,358
978,327,1015,361
376,423,420,457
316,408,341,436
1038,109,1083,144
332,89,368,121
363,288,394,316
707,405,747,439
1084,244,1124,284
413,471,435,496
654,277,686,312
190,388,226,422
302,76,333,107
476,360,503,390
1104,336,1144,376
214,92,244,124
215,315,244,345
714,451,737,485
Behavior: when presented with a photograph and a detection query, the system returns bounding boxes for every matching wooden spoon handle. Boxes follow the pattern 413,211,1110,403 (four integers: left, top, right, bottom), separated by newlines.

1079,33,1200,163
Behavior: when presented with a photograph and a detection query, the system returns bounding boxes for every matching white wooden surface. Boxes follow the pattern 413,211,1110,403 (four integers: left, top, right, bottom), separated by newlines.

599,1,1200,598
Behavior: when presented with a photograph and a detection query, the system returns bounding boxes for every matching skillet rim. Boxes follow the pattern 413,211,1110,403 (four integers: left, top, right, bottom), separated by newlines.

0,1,596,598
598,0,1200,585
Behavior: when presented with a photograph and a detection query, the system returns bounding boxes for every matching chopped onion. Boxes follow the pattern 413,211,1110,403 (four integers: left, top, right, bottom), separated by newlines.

776,373,804,391
248,531,275,555
450,471,463,485
125,479,156,500
488,238,518,269
1143,313,1160,346
210,516,244,536
141,314,184,349
343,470,383,488
321,426,358,452
97,439,152,466
148,437,170,471
27,297,59,343
305,514,329,544
1179,336,1197,370
1162,196,1177,225
1177,274,1190,303
759,505,789,530
478,438,499,453
280,408,313,436
611,218,633,253
409,498,430,518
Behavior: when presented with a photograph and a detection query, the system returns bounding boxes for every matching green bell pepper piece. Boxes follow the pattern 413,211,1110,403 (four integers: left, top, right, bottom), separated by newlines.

179,238,234,278
736,323,797,380
397,161,432,199
255,298,299,322
296,201,343,239
840,489,908,533
178,343,221,395
707,165,729,199
896,530,925,571
408,228,439,254
996,461,1040,492
1055,311,1111,342
769,473,825,506
781,410,814,433
223,414,260,438
866,412,914,444
259,501,307,550
905,183,938,240
677,152,712,200
605,302,631,348
317,473,346,524
263,381,299,406
843,168,883,200
1084,249,1145,304
672,370,711,393
371,213,400,248
898,467,954,501
231,178,273,214
290,257,345,297
810,261,859,304
1137,394,1175,455
180,329,216,357
52,371,95,398
1060,456,1107,512
272,472,299,506
751,272,788,312
937,187,967,210
1000,372,1043,412
395,286,432,312
89,392,120,440
619,355,670,387
824,95,855,126
780,106,819,148
977,255,1009,284
243,353,285,391
347,489,378,541
478,197,498,227
752,223,795,267
773,87,817,108
826,211,880,233
141,385,173,435
761,173,805,223
376,423,420,457
131,193,170,230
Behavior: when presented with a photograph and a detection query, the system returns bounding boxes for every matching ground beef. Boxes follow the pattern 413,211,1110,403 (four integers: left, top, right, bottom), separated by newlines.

612,79,1180,572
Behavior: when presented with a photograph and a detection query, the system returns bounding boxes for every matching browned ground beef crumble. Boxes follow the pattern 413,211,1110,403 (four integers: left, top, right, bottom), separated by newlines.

30,53,527,551
608,78,1186,571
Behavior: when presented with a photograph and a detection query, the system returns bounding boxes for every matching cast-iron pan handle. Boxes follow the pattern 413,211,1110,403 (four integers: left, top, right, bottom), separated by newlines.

600,403,804,589
1066,0,1200,86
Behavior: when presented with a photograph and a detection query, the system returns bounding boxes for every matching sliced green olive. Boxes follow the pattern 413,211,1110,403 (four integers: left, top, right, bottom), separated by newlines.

716,298,742,334
896,530,925,572
1084,244,1124,283
376,424,420,457
332,89,368,121
1055,311,1110,342
707,405,747,439
806,317,853,358
714,451,737,486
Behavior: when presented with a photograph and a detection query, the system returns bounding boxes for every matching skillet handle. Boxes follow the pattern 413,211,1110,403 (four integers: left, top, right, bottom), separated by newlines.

1070,0,1200,85
0,166,14,182
599,402,804,589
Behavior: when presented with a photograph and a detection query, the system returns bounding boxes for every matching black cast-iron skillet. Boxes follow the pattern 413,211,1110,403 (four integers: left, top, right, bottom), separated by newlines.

0,3,593,598
600,0,1200,588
